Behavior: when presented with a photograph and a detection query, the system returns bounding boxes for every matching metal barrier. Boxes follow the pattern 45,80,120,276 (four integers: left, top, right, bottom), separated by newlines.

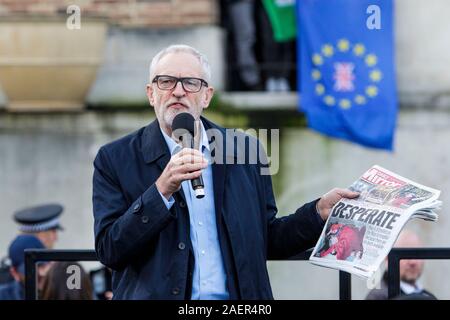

388,247,450,299
24,248,352,300
24,249,98,301
26,247,450,300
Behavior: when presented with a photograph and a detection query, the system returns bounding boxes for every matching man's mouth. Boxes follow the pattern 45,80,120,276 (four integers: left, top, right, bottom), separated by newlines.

168,102,187,109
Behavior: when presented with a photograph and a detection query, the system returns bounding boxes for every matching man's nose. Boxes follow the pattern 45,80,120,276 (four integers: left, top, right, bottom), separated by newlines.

172,81,186,97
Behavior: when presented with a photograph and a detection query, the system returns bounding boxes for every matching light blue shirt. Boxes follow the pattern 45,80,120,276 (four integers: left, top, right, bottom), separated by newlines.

158,123,229,300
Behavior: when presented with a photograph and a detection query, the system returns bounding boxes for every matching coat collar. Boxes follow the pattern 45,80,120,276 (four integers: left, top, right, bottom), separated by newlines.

140,118,169,165
139,116,228,210
140,116,229,165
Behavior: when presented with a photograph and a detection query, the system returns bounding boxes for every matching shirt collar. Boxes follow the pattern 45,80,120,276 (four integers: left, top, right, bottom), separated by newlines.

400,280,423,294
159,119,209,156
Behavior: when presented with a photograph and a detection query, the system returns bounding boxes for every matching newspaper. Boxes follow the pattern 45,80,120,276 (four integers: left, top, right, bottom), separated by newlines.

309,165,442,279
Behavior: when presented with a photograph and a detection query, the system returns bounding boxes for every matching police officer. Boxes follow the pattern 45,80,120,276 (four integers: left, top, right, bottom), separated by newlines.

0,235,46,300
0,204,64,285
13,203,64,249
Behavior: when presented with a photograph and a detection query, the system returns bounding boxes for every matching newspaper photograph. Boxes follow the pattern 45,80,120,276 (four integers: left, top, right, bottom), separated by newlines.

309,165,442,279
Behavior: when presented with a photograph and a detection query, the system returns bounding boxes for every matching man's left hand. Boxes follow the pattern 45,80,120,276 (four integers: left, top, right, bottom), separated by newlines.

316,188,360,221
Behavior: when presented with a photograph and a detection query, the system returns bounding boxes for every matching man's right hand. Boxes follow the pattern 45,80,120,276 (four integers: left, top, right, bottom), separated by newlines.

155,148,208,200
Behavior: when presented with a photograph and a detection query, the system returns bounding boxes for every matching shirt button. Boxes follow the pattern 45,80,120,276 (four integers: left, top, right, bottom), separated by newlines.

202,281,207,286
172,287,180,295
141,216,149,224
198,221,203,226
179,201,186,208
201,250,205,255
178,242,186,250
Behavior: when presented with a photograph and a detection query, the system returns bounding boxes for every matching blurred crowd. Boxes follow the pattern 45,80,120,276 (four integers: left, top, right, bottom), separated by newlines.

0,204,112,300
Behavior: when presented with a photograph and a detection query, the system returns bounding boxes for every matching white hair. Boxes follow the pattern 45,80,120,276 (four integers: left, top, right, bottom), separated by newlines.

149,44,211,83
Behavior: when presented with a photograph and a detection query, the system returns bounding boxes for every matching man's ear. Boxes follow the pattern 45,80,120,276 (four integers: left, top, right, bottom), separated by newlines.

146,84,155,106
202,86,214,110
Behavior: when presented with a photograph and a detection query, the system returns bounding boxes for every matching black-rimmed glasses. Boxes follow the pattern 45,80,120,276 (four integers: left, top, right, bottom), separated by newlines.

152,75,208,93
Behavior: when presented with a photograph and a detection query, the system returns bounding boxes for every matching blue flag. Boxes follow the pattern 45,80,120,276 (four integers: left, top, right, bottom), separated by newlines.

297,0,397,150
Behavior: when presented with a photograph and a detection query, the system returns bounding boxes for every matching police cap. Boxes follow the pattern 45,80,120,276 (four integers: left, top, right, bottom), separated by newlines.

13,204,64,233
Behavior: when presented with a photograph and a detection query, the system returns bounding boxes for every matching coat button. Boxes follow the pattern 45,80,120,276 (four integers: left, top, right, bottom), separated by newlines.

141,216,149,224
178,242,185,250
133,202,141,213
179,201,186,208
172,287,180,295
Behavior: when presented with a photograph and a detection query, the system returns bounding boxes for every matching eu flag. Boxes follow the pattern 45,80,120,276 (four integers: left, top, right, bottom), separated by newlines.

297,0,397,150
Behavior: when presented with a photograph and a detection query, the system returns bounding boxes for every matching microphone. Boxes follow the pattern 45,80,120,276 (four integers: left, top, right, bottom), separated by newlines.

171,112,205,199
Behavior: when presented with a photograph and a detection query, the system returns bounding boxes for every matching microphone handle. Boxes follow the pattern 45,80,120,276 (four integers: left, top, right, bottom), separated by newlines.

189,135,205,199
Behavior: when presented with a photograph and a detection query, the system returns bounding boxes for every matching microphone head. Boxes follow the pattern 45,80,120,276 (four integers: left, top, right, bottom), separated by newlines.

172,112,196,138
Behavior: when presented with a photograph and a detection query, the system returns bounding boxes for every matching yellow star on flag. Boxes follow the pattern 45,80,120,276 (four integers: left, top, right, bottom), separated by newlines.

369,69,382,82
366,85,378,97
312,54,323,66
365,54,377,67
315,83,325,95
355,95,367,105
324,95,335,106
339,99,351,109
353,43,365,56
322,44,334,57
337,39,350,52
311,69,321,80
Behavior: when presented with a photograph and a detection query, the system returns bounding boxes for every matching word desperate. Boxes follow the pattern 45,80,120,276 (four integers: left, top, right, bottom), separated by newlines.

331,202,400,230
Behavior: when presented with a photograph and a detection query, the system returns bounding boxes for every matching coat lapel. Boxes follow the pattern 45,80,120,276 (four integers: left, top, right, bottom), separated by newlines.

140,119,186,202
202,117,227,219
140,119,169,168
